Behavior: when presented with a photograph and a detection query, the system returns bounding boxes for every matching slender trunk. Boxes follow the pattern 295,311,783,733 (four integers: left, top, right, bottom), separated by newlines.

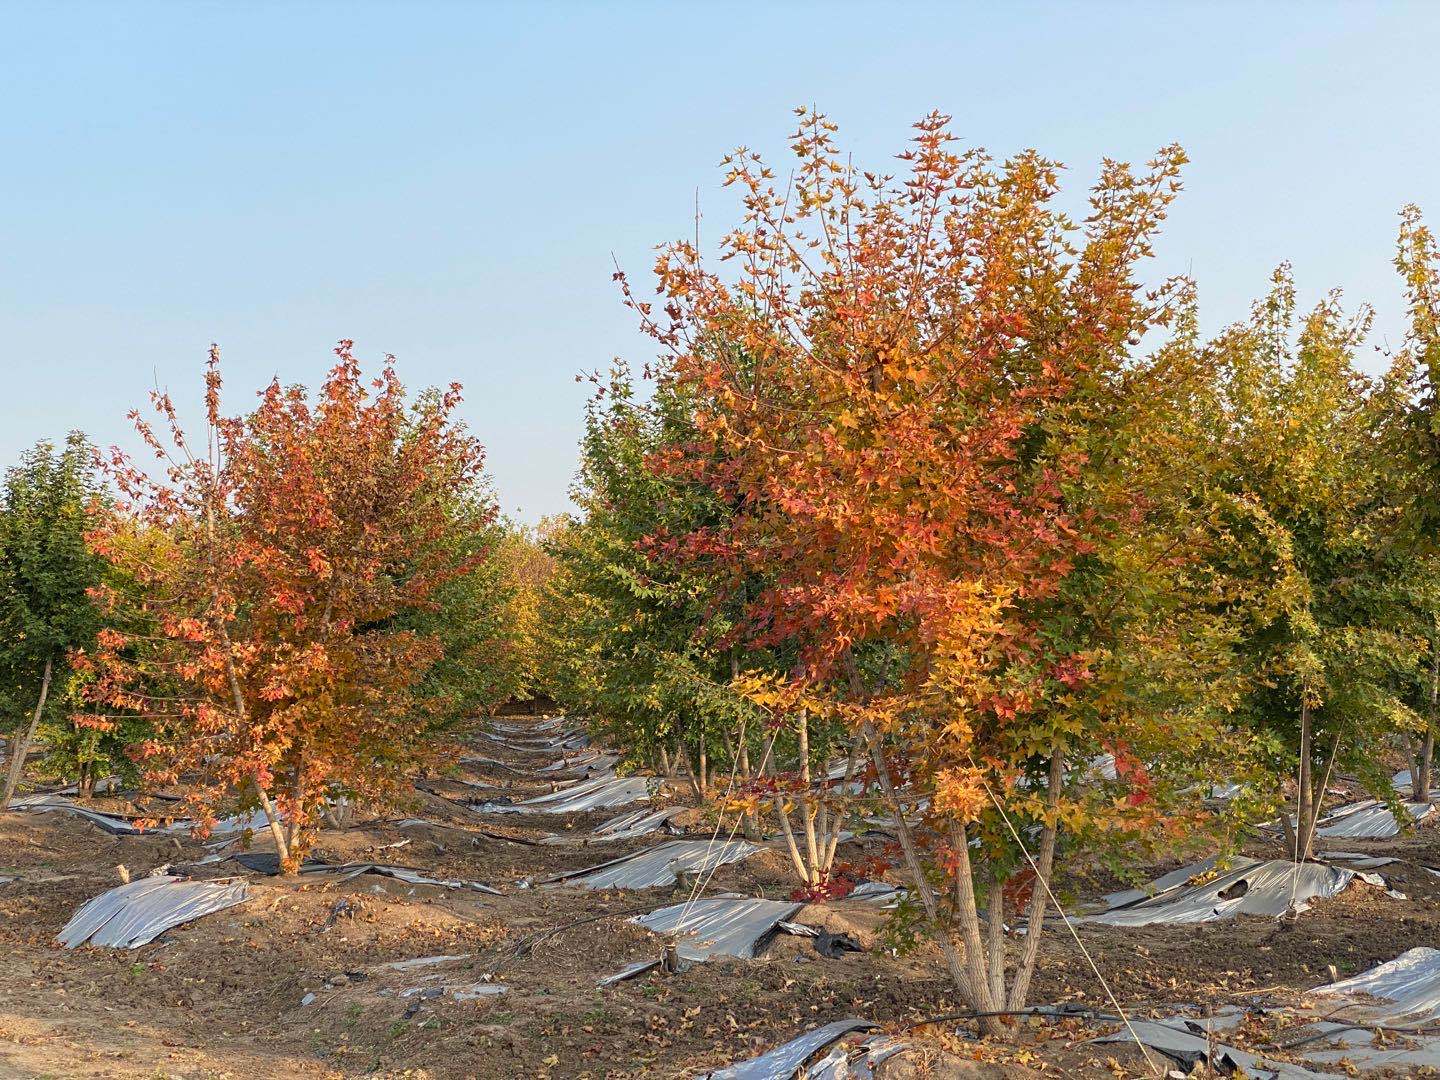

658,745,672,778
1007,747,1064,1011
2,656,54,810
682,735,703,801
986,869,1006,1006
697,736,708,796
737,726,761,842
1278,808,1300,860
202,472,289,867
798,713,820,876
1300,733,1340,861
1421,638,1439,802
282,753,306,866
1296,702,1313,860
819,737,861,873
860,723,985,1029
254,785,290,866
772,793,814,885
78,766,95,800
949,821,1004,1029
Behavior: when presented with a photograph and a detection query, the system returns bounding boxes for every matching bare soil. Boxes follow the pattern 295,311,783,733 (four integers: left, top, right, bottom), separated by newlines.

3,726,1439,1079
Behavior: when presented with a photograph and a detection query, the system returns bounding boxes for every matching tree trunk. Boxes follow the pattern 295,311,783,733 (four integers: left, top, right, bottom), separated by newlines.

948,821,1005,1029
859,723,1002,1035
737,731,762,842
1420,639,1439,803
682,734,703,801
255,785,291,868
1296,701,1314,860
1300,733,1340,860
986,869,1006,1006
2,656,53,811
1007,747,1064,1011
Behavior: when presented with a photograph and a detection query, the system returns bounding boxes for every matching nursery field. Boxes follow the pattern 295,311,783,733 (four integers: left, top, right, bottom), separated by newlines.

5,716,1440,1078
3,105,1440,1080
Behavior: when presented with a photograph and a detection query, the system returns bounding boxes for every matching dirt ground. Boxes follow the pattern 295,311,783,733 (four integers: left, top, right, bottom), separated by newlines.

3,722,1440,1079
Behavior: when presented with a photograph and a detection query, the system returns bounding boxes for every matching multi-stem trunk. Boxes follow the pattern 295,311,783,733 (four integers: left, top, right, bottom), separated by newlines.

769,726,858,889
858,722,1007,1037
1006,748,1063,1011
1,655,54,811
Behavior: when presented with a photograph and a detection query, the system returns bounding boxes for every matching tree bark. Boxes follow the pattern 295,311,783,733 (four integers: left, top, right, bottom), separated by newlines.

2,656,54,811
1007,747,1064,1011
948,821,1004,1029
986,868,1006,1006
1296,701,1313,860
1420,636,1439,802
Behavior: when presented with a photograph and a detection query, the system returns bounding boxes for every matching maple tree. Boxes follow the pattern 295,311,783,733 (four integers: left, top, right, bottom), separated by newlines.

1386,206,1440,797
618,108,1269,1025
83,343,493,869
543,362,774,793
0,434,109,808
1193,268,1427,856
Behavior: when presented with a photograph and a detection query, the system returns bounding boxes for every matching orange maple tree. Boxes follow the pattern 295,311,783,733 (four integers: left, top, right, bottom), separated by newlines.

626,109,1213,1024
82,343,491,869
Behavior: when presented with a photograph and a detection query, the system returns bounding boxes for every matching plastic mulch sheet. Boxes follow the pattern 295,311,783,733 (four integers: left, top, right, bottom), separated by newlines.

542,838,761,890
57,875,250,949
701,1019,876,1079
631,895,804,961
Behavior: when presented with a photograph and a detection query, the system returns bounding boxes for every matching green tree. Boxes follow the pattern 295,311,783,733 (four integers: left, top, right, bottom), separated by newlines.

0,433,107,808
1200,269,1423,856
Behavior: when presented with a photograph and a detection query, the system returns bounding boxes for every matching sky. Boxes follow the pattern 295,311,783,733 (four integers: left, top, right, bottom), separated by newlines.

2,1,1437,522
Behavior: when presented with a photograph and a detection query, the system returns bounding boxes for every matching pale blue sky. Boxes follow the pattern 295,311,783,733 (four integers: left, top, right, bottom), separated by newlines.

2,2,1437,520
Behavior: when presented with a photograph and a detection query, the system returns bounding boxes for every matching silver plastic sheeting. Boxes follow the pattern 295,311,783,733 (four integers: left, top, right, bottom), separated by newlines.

1303,1022,1440,1071
539,805,682,845
703,1018,876,1080
1313,799,1434,839
1090,1018,1331,1079
543,838,761,890
57,875,249,949
631,896,804,961
598,958,663,986
476,774,655,815
1313,947,1440,1023
593,806,685,840
480,727,589,754
846,881,905,906
1097,854,1224,910
12,794,165,835
537,748,615,773
14,796,275,839
1081,858,1361,926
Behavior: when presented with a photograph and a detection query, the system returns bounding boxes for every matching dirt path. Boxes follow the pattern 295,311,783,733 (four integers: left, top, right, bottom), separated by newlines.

2,718,1438,1078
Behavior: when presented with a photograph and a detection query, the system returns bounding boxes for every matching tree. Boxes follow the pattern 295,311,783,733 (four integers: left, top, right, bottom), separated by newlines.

0,433,107,809
624,109,1262,1028
1199,268,1424,857
1387,206,1440,797
85,343,492,869
544,362,770,792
